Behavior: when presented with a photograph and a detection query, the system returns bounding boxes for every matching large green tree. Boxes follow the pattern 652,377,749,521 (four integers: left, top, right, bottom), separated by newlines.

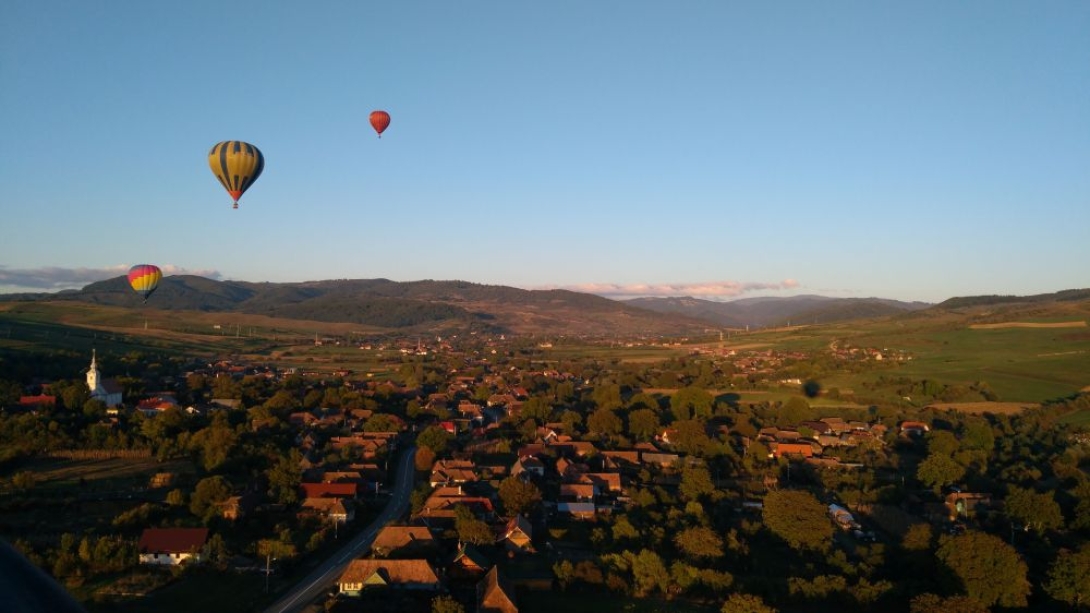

935,531,1030,608
1004,486,1064,532
916,453,965,493
190,475,232,520
721,593,778,613
762,489,833,552
1045,546,1090,609
674,526,724,560
670,386,714,421
498,476,542,516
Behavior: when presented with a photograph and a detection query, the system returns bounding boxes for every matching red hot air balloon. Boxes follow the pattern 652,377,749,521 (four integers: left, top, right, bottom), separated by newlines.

369,110,391,138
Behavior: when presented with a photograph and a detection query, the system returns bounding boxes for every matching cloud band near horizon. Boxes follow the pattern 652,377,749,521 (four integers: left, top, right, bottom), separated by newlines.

0,265,222,292
547,279,801,299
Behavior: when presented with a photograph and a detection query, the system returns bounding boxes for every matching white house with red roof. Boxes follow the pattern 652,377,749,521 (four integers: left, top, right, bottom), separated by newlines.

138,528,209,566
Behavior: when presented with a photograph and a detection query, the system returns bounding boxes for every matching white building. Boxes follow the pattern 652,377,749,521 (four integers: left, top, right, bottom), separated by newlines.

86,350,123,407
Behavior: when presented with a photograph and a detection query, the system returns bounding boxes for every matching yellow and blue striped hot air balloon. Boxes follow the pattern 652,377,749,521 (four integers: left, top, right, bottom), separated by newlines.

208,141,264,209
127,264,162,304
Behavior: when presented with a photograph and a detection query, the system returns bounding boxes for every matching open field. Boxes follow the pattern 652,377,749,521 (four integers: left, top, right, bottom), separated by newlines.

3,299,1090,403
924,401,1039,415
970,321,1086,329
12,457,194,490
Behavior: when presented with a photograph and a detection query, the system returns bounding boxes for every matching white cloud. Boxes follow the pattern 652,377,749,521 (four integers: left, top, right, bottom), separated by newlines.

541,279,800,299
0,265,222,293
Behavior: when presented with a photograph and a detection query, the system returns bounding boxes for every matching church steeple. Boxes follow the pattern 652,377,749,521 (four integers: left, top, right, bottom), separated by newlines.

87,349,101,393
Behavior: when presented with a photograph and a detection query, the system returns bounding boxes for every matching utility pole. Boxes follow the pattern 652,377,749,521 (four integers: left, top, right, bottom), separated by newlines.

265,552,275,593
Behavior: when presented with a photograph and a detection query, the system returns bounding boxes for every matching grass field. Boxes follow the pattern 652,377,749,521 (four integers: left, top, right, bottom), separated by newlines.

3,299,1089,403
16,457,194,491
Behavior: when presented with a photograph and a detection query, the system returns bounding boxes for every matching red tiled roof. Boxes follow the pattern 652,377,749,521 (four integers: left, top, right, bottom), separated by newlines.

138,528,209,554
301,482,358,498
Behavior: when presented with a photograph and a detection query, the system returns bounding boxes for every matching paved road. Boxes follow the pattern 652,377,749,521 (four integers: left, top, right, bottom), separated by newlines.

263,446,417,613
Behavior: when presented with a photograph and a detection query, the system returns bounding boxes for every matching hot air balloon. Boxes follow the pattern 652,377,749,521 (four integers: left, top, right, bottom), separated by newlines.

127,264,162,304
369,110,391,138
208,141,265,209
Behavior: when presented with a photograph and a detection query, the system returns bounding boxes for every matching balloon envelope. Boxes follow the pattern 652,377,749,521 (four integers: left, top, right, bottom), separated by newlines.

127,264,162,303
208,141,265,208
369,110,391,137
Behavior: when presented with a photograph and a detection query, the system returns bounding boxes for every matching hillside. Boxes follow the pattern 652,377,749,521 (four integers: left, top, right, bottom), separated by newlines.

626,295,931,328
0,277,714,337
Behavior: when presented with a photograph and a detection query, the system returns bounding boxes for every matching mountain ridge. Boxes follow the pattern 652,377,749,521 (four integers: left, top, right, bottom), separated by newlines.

2,277,1086,336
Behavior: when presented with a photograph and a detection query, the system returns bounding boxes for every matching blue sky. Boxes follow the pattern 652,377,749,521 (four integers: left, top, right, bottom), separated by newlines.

1,1,1087,303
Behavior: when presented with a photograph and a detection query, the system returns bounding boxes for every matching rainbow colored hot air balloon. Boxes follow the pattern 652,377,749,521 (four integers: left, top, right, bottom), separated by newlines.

208,141,265,209
127,264,162,303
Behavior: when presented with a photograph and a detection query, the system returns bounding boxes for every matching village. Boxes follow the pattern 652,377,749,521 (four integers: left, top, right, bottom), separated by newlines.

2,335,1077,613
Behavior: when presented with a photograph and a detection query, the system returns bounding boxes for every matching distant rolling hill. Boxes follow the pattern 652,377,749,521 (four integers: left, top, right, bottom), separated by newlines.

625,295,932,328
0,277,716,337
4,278,1086,337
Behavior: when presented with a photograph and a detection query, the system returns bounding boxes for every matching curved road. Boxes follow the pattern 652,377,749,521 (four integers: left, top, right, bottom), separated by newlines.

264,446,417,613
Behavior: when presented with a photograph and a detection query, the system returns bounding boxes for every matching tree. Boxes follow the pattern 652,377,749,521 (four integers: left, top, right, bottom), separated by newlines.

417,425,452,455
190,475,231,520
498,476,541,516
454,505,494,546
431,595,465,613
916,452,965,493
935,531,1030,608
415,446,436,472
926,430,960,457
630,549,670,597
671,386,714,421
628,408,660,441
266,449,303,505
363,413,399,432
166,488,187,507
762,489,833,552
1045,546,1090,609
521,396,552,424
1004,486,1064,532
721,593,778,613
909,593,989,613
679,464,715,502
587,407,623,438
671,420,717,457
674,526,724,560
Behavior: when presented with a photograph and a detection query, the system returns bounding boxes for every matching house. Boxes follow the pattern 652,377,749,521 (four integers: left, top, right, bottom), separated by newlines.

497,515,534,553
556,502,596,519
18,394,56,409
219,491,261,521
300,482,358,500
828,504,859,530
449,543,492,578
511,456,545,478
559,484,596,502
478,566,518,613
299,497,355,523
578,473,622,493
337,559,441,595
371,526,437,558
899,421,930,437
946,492,994,519
770,442,816,459
138,528,209,566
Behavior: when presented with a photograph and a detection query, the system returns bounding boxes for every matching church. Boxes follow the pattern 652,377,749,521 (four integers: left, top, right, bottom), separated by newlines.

86,350,123,407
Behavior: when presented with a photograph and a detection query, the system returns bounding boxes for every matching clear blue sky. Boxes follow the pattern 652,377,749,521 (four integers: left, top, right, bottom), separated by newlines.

2,1,1087,303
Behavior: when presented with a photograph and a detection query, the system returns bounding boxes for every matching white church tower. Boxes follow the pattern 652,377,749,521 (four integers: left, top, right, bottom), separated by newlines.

87,350,123,407
87,349,101,393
